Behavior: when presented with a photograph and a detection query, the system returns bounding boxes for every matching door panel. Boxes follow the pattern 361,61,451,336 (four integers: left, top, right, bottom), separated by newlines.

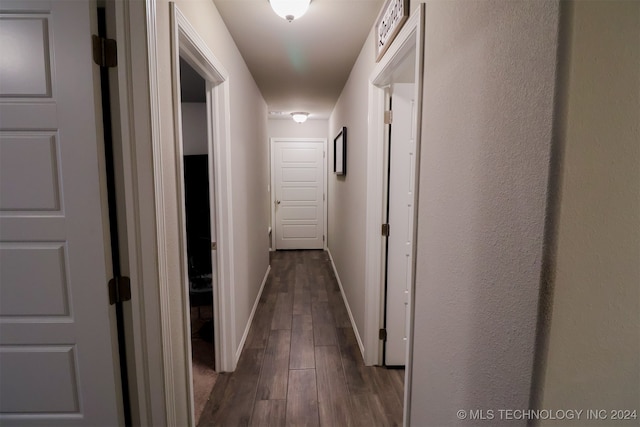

274,141,324,250
0,1,121,425
0,346,79,413
0,243,70,316
384,83,415,366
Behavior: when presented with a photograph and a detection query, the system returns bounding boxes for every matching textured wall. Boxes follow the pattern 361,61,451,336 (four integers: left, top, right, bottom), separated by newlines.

410,1,560,425
540,2,640,423
328,29,377,341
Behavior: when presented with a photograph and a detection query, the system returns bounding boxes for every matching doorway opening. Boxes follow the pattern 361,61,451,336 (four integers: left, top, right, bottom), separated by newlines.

178,58,218,423
382,73,416,367
169,4,238,425
364,4,425,425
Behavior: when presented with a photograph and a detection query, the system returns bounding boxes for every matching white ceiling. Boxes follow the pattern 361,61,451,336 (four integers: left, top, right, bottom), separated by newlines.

212,0,384,119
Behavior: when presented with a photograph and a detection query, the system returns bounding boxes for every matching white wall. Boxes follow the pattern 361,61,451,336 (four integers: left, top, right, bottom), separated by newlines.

540,1,640,422
268,118,328,139
181,102,207,155
410,1,560,425
328,29,377,342
151,0,270,421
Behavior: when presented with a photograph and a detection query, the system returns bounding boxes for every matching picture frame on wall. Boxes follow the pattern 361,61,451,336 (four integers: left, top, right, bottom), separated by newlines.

374,0,410,62
334,127,347,176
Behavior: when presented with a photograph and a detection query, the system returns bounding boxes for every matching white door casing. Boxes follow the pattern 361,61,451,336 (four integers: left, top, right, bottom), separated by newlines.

365,4,425,426
271,138,326,250
169,4,233,425
0,1,121,425
384,83,415,366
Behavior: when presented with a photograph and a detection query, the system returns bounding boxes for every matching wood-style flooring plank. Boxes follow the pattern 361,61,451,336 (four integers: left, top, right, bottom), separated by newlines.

365,367,404,426
328,290,351,328
245,292,278,349
348,393,390,427
200,250,404,427
310,276,329,303
286,369,320,427
315,345,352,427
311,302,336,346
249,400,286,427
292,264,311,316
256,330,291,400
271,292,293,330
198,348,264,427
290,314,315,369
336,327,371,395
198,373,231,427
388,369,405,403
292,288,311,315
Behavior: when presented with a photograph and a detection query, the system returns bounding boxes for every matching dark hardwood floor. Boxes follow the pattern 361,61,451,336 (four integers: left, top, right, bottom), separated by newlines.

198,250,405,426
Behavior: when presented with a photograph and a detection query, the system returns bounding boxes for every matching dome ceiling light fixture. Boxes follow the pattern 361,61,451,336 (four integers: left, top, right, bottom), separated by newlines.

291,112,309,123
269,0,311,23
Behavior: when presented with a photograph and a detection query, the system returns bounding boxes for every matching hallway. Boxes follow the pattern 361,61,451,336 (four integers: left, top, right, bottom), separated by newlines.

198,250,405,426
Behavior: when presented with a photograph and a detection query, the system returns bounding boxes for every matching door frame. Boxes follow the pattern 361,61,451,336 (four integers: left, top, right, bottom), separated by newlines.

382,82,416,367
104,0,171,424
169,2,236,423
364,4,425,426
270,137,328,251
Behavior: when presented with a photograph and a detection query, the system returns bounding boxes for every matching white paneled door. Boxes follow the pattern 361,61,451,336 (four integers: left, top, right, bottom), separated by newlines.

384,84,416,366
273,139,325,250
0,1,121,425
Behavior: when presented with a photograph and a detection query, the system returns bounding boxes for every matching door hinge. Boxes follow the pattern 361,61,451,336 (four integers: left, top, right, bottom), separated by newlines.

381,223,390,236
384,110,393,124
92,35,118,68
211,241,217,250
108,276,131,305
323,193,325,201
323,235,325,242
379,328,387,341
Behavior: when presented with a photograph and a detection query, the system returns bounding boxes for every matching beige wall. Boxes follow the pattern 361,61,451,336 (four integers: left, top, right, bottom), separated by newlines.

328,29,377,340
540,1,640,423
410,1,560,425
152,0,269,420
268,118,329,139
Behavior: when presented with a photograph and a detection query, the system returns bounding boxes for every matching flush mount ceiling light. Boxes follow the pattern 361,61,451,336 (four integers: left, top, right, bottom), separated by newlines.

269,0,311,22
291,112,309,123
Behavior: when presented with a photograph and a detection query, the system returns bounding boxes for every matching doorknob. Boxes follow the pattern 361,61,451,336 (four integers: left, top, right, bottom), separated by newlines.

276,200,281,205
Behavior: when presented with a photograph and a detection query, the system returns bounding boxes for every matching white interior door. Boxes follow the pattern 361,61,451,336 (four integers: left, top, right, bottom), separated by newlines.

384,83,416,366
273,139,325,250
0,1,121,425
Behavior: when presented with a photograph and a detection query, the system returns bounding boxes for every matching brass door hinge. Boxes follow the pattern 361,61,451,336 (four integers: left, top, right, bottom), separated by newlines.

384,110,393,124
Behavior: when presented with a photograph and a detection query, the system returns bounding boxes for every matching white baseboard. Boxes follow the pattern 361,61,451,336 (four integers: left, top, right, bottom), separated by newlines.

235,264,271,362
326,249,365,358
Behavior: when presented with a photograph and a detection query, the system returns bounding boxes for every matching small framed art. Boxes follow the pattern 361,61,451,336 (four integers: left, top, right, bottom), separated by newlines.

334,127,347,176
